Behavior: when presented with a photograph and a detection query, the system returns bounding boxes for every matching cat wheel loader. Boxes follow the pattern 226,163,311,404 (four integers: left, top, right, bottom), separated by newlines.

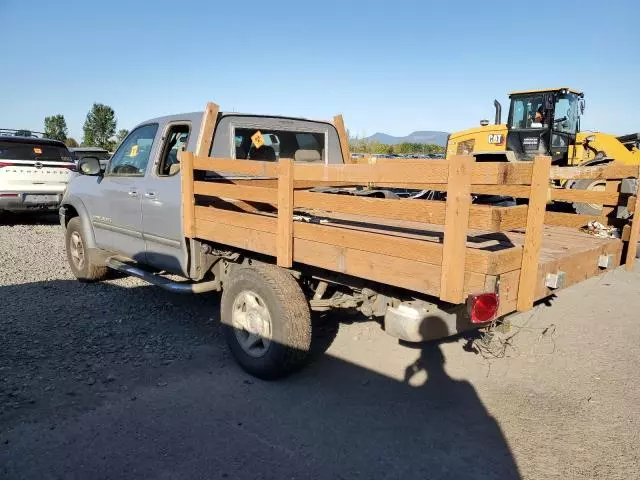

446,87,640,215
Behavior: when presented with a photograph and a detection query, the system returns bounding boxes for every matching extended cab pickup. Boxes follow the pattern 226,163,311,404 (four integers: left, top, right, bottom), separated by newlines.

61,103,640,379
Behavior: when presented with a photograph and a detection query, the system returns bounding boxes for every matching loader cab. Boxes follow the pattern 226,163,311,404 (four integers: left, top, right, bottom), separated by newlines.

507,88,583,164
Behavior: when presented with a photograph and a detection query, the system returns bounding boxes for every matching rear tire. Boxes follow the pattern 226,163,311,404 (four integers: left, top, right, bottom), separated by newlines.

221,263,312,379
572,178,607,216
65,217,108,281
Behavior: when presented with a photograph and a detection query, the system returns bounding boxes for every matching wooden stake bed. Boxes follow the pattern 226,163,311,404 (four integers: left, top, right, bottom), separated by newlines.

179,104,640,316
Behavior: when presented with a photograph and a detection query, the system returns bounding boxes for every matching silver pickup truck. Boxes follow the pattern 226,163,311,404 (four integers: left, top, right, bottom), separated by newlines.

60,110,352,377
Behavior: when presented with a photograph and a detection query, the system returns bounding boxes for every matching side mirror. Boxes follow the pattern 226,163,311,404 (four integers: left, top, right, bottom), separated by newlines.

78,156,102,176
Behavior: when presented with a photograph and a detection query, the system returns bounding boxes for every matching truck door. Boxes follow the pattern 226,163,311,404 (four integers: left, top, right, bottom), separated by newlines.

141,122,190,276
87,123,159,261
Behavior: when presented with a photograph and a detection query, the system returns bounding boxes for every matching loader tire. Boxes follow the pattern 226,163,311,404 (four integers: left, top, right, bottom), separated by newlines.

221,263,312,380
572,179,608,216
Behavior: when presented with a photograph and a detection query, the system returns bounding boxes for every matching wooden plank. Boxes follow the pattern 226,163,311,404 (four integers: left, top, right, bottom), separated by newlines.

192,156,279,177
495,269,520,317
549,164,640,180
549,187,621,205
277,158,294,267
440,155,474,303
544,211,607,228
295,190,446,224
195,102,219,157
293,158,531,186
294,221,522,275
179,151,196,238
517,156,552,311
193,181,277,204
194,206,276,233
625,181,640,270
295,190,527,231
194,220,276,256
294,221,442,265
294,162,449,184
628,195,637,214
602,180,619,217
333,114,352,164
293,238,488,298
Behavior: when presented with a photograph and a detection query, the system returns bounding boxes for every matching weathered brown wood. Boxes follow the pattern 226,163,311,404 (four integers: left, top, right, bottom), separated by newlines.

293,158,531,186
277,158,294,267
517,156,552,311
625,181,640,269
193,181,277,204
195,102,219,157
549,187,621,205
602,180,620,217
440,155,474,303
192,156,279,176
628,195,637,214
295,190,527,231
622,224,630,242
293,238,488,298
544,211,607,228
333,114,352,164
179,151,196,237
549,164,640,180
195,220,276,256
194,206,276,233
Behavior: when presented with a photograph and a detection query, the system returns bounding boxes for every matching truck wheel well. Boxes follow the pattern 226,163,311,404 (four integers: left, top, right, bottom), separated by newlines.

62,205,79,226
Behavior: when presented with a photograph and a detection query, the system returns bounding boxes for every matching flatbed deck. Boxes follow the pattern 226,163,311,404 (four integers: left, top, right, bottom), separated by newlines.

179,103,640,319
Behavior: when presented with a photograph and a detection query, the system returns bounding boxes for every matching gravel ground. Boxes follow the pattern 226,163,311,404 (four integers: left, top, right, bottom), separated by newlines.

1,215,639,479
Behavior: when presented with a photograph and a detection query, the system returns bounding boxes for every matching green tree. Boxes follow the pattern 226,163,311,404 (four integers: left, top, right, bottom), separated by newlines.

44,114,68,141
116,129,129,144
83,103,116,150
65,137,79,148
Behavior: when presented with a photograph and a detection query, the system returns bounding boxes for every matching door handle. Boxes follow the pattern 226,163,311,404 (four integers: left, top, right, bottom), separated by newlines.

128,189,138,197
144,191,157,199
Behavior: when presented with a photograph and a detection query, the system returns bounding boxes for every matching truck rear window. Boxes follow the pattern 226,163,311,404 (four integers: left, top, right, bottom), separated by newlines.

234,128,325,163
0,141,73,162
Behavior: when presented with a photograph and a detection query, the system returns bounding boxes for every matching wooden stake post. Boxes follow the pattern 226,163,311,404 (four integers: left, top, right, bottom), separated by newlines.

333,114,352,164
440,155,474,303
625,180,640,270
277,159,294,267
517,156,552,311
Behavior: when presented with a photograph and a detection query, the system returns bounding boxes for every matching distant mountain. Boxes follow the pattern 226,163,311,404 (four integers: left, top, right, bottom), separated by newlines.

362,131,449,147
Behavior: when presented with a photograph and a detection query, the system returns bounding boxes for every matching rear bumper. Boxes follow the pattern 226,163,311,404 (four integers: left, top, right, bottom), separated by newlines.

0,192,64,212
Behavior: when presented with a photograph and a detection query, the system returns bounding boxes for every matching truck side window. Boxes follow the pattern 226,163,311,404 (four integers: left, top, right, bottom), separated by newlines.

107,124,158,177
158,124,190,176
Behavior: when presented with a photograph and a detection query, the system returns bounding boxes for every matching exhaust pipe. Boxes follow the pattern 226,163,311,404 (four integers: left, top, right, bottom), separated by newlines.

494,100,502,125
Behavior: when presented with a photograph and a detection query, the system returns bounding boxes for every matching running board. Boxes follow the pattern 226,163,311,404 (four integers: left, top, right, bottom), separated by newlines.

106,258,219,294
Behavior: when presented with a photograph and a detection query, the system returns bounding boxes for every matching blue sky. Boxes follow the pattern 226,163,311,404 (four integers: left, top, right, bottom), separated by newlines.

1,0,638,140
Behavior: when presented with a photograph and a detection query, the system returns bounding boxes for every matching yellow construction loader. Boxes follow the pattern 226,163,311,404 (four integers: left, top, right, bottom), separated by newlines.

446,87,640,214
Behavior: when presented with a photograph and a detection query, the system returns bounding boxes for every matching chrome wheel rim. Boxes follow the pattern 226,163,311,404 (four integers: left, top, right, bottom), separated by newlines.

231,290,272,357
69,231,85,270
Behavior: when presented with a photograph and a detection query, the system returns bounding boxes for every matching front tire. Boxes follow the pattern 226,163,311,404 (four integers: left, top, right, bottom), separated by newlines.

65,217,108,281
221,263,312,379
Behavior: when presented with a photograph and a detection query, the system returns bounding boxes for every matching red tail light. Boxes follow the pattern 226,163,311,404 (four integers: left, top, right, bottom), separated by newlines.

468,293,499,324
0,161,16,168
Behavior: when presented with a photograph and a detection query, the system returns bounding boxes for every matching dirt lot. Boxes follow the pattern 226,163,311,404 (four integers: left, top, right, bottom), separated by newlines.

1,215,639,479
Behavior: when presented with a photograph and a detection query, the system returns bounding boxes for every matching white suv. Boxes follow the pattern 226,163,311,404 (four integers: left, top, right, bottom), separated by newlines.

0,130,77,214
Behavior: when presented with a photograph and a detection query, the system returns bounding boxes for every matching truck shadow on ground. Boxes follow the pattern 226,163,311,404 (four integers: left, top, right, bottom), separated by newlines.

0,279,520,479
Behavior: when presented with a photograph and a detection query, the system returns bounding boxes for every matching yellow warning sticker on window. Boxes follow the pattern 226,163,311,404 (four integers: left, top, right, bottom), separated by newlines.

251,131,265,149
129,144,139,157
33,147,42,154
